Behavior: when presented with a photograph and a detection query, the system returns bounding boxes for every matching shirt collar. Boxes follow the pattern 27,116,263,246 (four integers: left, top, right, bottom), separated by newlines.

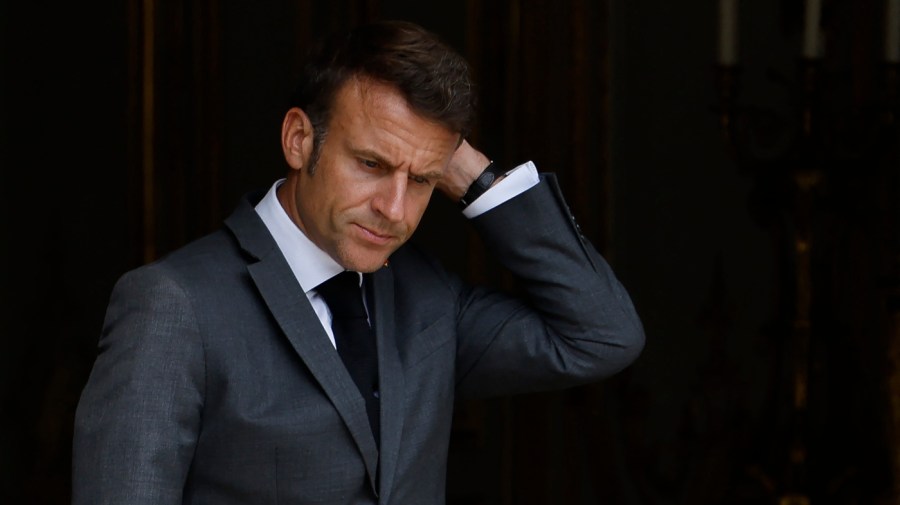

254,179,345,293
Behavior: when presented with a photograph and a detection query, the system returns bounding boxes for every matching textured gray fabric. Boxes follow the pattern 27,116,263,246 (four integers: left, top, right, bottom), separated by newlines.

72,175,644,505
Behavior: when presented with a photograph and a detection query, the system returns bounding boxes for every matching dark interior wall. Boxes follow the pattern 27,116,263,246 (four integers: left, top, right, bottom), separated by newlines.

1,2,134,502
611,0,897,503
608,0,782,500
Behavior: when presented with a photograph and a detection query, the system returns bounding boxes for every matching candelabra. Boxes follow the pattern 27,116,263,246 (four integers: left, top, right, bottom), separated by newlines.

714,55,899,503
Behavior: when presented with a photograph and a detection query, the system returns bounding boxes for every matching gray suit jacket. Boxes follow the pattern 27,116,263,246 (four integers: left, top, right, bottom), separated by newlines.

72,175,644,504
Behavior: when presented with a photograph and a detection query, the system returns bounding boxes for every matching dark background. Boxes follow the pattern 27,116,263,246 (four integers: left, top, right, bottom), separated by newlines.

2,0,898,504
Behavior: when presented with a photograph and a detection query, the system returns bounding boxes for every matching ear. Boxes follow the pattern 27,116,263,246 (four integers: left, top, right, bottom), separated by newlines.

281,107,314,171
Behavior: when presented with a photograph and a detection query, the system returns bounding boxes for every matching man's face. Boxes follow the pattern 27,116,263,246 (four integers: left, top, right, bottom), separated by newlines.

280,77,460,272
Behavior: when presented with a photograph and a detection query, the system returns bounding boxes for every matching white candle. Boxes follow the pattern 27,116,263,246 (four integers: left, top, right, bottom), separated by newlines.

887,0,900,62
718,0,739,65
802,0,822,59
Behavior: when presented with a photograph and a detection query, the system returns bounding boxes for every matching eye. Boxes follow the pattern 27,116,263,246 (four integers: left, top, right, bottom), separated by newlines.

409,174,430,185
359,158,379,169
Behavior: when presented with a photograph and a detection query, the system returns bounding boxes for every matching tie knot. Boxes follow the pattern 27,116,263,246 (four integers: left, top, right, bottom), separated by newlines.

316,271,366,318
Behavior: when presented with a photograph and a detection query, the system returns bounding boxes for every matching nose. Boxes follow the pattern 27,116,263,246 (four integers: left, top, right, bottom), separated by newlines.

372,171,406,223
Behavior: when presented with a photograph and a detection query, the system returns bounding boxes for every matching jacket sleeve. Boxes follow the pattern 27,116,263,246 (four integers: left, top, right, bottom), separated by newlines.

72,265,205,505
454,174,645,399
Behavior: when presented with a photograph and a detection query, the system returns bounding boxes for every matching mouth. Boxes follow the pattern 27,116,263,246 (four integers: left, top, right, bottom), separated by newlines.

353,223,396,246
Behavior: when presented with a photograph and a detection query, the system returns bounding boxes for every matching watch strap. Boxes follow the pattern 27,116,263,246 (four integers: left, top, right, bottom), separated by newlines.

459,161,505,209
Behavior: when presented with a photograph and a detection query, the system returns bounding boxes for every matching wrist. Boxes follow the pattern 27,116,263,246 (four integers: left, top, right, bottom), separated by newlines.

441,140,490,200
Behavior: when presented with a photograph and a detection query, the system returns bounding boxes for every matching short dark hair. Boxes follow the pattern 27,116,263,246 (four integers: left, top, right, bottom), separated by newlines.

290,20,476,165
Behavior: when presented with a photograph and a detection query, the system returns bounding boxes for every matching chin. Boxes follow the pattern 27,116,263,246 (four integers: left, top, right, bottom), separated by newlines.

348,261,387,273
335,239,397,272
339,253,389,273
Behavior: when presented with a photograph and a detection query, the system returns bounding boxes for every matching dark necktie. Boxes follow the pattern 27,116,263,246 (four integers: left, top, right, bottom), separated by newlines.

315,271,380,445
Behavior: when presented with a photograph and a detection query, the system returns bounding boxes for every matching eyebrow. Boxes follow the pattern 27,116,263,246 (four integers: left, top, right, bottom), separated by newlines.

353,148,444,181
412,169,444,181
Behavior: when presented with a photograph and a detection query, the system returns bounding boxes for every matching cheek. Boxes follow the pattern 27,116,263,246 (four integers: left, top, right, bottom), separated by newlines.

403,191,433,230
328,170,370,212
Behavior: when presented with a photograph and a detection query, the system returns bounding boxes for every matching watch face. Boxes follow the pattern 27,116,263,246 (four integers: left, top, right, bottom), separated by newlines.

478,171,496,187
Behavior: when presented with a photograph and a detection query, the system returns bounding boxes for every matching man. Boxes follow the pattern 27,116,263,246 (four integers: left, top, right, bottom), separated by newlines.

73,20,644,504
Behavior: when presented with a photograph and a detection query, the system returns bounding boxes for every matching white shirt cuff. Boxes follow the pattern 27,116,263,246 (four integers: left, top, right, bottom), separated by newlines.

461,161,540,218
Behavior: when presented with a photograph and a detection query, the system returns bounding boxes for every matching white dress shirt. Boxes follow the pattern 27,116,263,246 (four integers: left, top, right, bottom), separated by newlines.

254,161,539,347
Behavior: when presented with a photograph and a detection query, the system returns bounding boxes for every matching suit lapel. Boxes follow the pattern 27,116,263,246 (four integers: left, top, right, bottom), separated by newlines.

367,266,405,504
225,200,380,494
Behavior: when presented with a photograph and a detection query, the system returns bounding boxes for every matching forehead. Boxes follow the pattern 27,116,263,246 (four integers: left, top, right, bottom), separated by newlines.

328,77,459,164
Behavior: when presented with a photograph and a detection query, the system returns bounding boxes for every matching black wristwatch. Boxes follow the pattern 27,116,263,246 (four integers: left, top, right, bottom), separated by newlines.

458,162,506,209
